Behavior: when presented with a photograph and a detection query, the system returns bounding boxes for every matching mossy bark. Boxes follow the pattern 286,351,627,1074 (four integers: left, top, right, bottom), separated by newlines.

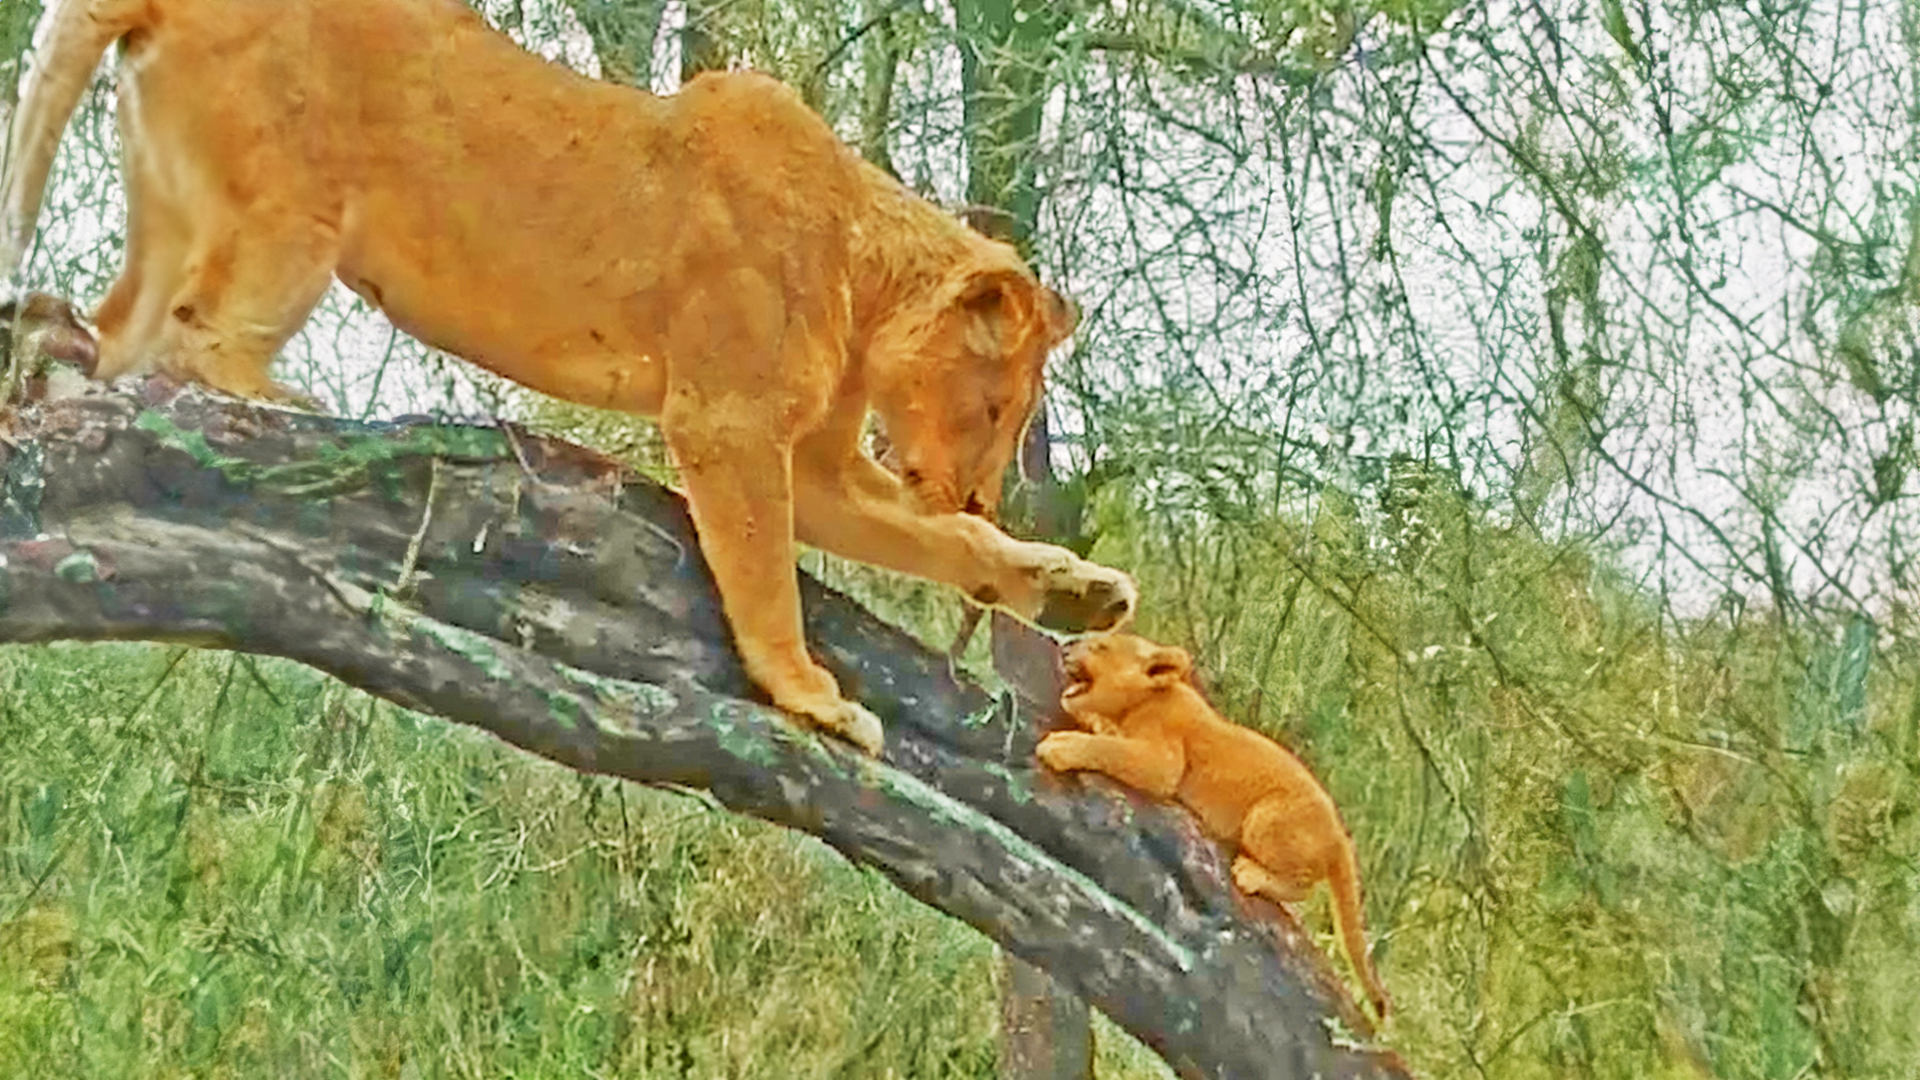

0,375,1411,1080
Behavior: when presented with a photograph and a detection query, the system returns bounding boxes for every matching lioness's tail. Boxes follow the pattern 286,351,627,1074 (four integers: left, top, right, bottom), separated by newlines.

2,0,147,283
1329,845,1391,1022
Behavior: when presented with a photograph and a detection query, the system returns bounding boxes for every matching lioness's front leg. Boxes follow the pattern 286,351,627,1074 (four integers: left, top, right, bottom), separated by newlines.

663,417,885,756
793,452,1137,633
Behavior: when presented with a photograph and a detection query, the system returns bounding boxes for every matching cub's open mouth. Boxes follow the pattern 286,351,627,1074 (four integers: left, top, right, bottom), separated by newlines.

1061,659,1090,699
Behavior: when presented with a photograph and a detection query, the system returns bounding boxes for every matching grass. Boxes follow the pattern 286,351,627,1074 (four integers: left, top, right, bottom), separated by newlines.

0,644,1169,1079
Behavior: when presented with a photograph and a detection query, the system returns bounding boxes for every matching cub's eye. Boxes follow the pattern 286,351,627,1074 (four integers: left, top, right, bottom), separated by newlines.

986,403,1004,424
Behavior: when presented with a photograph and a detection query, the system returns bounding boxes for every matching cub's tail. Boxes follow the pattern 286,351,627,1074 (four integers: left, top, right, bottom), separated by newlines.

1329,844,1391,1023
2,0,148,286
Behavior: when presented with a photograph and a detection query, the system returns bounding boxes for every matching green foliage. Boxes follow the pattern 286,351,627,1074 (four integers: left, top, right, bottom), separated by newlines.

0,644,1178,1079
1085,467,1920,1078
0,1,39,106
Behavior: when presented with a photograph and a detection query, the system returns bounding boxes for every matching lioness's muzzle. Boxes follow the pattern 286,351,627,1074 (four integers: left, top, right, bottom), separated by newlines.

1034,577,1135,636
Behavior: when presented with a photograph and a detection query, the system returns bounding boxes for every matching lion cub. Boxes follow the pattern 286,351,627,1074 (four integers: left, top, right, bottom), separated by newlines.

1036,633,1390,1021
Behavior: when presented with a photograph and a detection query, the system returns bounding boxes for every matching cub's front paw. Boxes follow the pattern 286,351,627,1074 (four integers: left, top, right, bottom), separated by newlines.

1035,730,1086,772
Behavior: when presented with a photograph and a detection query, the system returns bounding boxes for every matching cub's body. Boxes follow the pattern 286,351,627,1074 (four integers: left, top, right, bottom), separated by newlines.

1039,634,1390,1021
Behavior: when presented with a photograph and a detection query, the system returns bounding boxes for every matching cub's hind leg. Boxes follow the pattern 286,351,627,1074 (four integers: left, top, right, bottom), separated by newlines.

1236,790,1391,1020
1234,786,1341,903
1230,853,1314,906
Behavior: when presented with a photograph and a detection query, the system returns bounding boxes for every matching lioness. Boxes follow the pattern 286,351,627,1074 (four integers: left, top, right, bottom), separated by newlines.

1037,633,1391,1021
1,0,1139,755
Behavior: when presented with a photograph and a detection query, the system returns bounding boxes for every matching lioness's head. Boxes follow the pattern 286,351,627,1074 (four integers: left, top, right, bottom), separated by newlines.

870,260,1078,519
1059,633,1192,721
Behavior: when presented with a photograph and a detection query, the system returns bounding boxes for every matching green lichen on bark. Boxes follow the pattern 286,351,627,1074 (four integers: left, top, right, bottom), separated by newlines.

0,440,44,536
557,660,681,718
383,603,581,728
980,760,1036,804
707,704,784,768
134,409,511,500
874,766,1197,971
53,550,99,583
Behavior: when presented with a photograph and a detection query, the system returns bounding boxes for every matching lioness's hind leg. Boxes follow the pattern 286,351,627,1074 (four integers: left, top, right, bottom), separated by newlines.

136,215,338,402
92,200,190,383
2,0,151,275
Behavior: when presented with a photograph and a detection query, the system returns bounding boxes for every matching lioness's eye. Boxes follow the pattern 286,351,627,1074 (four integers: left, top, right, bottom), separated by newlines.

987,403,1004,424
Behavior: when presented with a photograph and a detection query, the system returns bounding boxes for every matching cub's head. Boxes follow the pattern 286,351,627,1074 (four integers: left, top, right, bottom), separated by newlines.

869,258,1078,520
1059,633,1192,722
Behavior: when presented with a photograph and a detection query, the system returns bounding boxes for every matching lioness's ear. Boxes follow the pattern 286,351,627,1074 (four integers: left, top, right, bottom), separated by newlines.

1145,646,1191,688
1043,286,1079,345
957,269,1021,357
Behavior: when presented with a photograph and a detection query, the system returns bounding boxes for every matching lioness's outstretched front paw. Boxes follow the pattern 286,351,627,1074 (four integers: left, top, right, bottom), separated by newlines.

1032,558,1137,635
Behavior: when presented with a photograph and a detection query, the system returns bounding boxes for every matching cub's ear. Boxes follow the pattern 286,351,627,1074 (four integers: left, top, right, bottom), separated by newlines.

1145,646,1191,688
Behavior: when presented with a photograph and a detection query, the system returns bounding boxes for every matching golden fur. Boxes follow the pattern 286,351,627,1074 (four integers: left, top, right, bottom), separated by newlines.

1037,633,1390,1020
1,0,1137,754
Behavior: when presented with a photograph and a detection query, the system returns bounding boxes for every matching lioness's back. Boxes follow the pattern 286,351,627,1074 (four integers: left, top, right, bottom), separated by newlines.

131,0,865,411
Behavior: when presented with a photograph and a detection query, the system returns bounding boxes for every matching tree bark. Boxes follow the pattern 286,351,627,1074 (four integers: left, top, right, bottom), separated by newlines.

993,611,1096,1080
680,0,726,85
999,948,1095,1080
558,0,668,87
0,375,1412,1080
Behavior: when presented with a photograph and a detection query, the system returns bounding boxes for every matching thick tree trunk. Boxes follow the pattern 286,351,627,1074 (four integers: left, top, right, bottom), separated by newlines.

679,0,726,84
999,949,1095,1080
994,612,1096,1080
0,375,1411,1080
558,0,668,87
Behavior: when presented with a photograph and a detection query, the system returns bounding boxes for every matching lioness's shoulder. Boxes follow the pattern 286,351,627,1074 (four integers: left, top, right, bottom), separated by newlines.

678,70,821,127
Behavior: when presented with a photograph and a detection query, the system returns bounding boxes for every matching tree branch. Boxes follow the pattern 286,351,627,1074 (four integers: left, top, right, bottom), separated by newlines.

0,375,1411,1080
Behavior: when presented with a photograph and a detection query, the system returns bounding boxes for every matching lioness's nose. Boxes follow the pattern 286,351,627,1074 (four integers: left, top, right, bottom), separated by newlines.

1035,575,1136,635
1086,579,1133,630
